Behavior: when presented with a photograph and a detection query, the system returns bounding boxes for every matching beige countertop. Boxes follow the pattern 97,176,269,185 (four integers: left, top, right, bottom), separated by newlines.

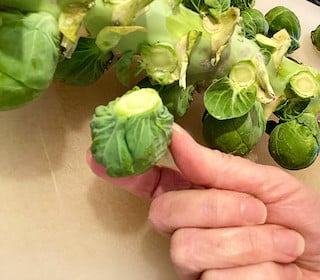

0,0,319,279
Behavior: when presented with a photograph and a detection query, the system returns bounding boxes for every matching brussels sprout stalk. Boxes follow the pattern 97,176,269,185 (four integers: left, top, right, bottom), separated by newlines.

114,87,163,117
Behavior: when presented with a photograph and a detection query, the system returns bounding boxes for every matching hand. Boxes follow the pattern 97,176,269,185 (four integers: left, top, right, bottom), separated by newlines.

87,123,320,280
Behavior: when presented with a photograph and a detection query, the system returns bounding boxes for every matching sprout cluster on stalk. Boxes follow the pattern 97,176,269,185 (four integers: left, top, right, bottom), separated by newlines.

1,0,320,175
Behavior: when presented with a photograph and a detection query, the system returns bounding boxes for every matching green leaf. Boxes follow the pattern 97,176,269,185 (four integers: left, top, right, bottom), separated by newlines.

274,98,311,122
116,50,136,87
54,37,113,86
204,77,256,119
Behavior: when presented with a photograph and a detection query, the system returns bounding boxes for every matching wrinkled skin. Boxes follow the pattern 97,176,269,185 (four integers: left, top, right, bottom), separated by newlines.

87,123,320,280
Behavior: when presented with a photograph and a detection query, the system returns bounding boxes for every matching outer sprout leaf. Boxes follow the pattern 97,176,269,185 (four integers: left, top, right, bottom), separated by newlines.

240,8,269,39
274,98,311,122
116,51,137,87
204,64,257,120
158,82,194,119
54,37,113,86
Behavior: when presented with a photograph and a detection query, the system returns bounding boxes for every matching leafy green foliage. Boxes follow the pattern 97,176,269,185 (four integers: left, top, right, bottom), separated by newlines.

54,37,112,86
2,0,320,171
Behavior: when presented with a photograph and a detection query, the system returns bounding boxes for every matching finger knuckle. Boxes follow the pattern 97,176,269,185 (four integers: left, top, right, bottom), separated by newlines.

170,228,196,270
148,195,169,230
202,190,220,225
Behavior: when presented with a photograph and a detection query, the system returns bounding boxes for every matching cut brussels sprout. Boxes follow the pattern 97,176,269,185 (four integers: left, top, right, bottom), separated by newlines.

287,71,320,99
90,87,173,177
268,113,320,170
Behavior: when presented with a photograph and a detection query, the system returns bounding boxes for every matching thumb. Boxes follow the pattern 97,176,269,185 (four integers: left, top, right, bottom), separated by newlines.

171,123,320,255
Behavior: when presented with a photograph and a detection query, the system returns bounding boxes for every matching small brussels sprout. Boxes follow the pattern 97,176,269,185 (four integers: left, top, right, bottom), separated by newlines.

90,87,174,177
268,113,320,170
0,10,60,111
240,8,269,39
265,6,301,54
202,101,266,156
311,24,320,52
158,82,194,119
54,37,113,86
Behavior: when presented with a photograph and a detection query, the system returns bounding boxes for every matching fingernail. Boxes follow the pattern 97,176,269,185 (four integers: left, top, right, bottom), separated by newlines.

273,229,305,257
241,197,267,225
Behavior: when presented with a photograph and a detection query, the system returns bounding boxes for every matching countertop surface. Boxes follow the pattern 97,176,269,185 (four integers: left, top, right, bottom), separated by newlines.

0,0,319,279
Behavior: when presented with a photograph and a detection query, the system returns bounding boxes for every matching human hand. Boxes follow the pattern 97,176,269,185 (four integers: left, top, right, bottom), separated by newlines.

87,123,320,280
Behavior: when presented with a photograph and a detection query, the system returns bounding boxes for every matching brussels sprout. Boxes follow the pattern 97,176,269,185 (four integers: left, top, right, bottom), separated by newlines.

0,10,60,111
90,87,173,177
0,0,59,16
265,6,301,54
311,24,320,52
240,8,269,39
268,113,320,170
54,37,113,86
230,0,255,10
202,101,266,156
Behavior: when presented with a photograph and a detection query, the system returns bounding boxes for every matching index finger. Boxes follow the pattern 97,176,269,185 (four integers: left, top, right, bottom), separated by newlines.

86,147,193,199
